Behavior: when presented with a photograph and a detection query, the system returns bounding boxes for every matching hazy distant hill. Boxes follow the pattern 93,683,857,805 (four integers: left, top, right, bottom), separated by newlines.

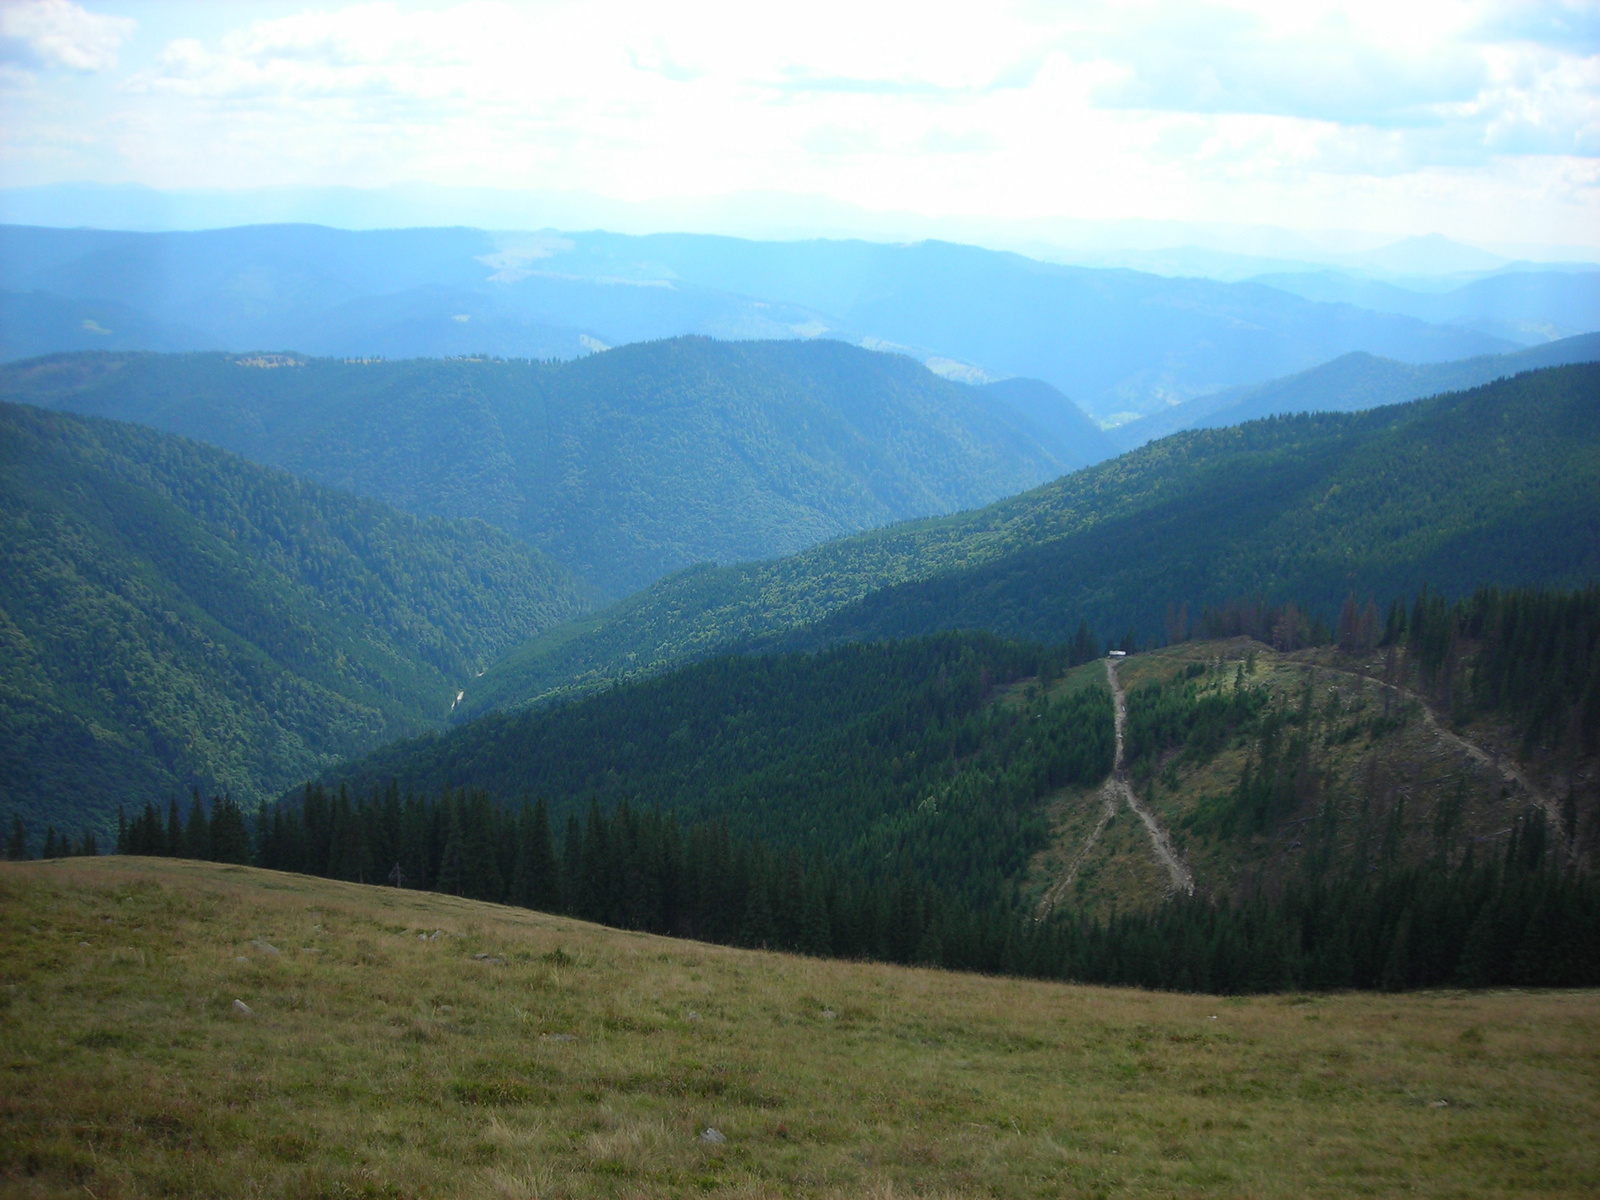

603,234,1512,419
466,364,1600,714
1252,268,1600,345
0,403,588,833
3,339,1082,598
0,290,218,361
978,377,1119,464
0,223,1513,420
1110,333,1600,448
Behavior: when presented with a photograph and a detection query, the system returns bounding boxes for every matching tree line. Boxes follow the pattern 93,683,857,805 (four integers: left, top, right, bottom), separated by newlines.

7,586,1595,993
46,778,1589,993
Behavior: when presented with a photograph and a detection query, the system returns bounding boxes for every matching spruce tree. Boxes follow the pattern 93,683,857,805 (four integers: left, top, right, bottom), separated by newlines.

739,871,777,949
460,790,503,902
210,796,252,865
799,875,832,957
1456,906,1498,988
436,801,465,896
184,791,210,860
524,799,560,912
165,797,183,857
7,814,29,860
562,814,583,915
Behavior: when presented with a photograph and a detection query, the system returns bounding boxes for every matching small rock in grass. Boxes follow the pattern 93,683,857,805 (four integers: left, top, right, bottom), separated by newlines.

236,956,249,963
250,939,280,956
1432,1099,1449,1108
821,1010,836,1020
699,1128,727,1144
471,953,504,965
232,999,254,1016
686,1011,701,1021
541,1032,576,1043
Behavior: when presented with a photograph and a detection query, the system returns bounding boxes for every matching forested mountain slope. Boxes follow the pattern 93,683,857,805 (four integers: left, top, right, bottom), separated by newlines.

1112,331,1600,448
468,364,1600,715
789,364,1600,652
0,403,587,834
979,377,1119,464
309,633,1112,914
2,339,1078,597
285,585,1597,992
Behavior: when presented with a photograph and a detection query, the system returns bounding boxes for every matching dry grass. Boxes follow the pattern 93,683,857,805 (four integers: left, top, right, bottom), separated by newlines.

2,857,1597,1198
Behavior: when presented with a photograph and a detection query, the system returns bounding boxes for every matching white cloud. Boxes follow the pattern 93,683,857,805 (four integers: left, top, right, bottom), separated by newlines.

0,0,134,72
1,0,1595,245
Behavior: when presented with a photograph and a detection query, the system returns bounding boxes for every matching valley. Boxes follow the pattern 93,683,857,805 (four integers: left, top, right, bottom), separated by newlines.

7,13,1599,1199
0,402,588,834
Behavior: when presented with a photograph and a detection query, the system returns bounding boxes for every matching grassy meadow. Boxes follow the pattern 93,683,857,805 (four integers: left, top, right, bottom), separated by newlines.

2,857,1597,1199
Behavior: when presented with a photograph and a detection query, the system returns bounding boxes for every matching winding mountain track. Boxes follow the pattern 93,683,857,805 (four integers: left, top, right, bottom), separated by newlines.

1320,663,1564,834
1105,656,1196,896
1036,790,1117,918
1037,657,1196,915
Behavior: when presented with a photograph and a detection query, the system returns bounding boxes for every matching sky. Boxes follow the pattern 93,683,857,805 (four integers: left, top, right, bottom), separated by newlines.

1,0,1597,249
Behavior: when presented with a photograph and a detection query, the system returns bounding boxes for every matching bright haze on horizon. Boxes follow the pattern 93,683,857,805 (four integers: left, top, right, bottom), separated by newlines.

0,0,1596,257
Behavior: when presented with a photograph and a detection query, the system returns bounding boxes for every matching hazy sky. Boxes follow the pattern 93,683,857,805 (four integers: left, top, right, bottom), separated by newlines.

2,0,1597,246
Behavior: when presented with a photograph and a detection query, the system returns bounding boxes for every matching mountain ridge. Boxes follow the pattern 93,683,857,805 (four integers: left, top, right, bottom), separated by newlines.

0,222,1516,419
1111,332,1600,448
463,363,1600,716
0,339,1090,598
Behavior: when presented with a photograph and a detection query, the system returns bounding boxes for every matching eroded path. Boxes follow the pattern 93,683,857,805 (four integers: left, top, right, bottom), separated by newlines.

1105,656,1196,896
1319,662,1564,835
1036,788,1117,917
1037,657,1195,916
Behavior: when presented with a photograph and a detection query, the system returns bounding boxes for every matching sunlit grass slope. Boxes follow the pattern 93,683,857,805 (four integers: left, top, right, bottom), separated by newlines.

3,858,1597,1199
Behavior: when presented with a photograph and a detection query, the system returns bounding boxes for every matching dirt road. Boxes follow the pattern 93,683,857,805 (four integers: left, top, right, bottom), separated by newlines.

1038,656,1196,916
1319,661,1565,840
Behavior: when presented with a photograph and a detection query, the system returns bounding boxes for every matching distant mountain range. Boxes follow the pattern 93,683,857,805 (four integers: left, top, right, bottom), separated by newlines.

0,403,588,832
1111,332,1600,449
0,222,1532,422
1250,268,1600,345
2,339,1098,598
465,363,1600,715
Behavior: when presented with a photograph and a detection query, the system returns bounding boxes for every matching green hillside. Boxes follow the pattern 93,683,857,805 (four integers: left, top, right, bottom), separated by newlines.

468,363,1600,715
218,582,1599,993
782,364,1600,652
0,402,588,835
1112,331,1600,447
306,633,1112,915
1,338,1079,598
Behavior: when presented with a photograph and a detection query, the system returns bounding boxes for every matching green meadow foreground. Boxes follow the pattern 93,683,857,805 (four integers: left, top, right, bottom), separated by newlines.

2,860,1596,1199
